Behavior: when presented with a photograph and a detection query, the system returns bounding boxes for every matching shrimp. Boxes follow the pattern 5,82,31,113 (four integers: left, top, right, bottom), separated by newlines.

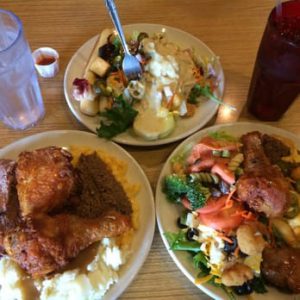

221,262,253,287
236,224,266,256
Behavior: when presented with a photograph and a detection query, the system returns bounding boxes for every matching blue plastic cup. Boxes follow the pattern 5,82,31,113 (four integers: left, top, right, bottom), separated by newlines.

0,9,45,130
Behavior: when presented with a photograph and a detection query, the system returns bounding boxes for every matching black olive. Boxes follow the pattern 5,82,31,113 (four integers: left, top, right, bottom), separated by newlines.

98,43,116,61
186,228,199,241
219,180,230,194
233,282,253,295
176,217,187,229
223,236,238,254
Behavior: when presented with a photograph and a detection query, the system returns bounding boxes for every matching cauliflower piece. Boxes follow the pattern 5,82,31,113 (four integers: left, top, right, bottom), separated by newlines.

127,80,145,100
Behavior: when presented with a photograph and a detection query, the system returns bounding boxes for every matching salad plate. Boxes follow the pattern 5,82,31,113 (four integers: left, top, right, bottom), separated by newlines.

64,23,225,146
0,130,155,300
156,122,300,300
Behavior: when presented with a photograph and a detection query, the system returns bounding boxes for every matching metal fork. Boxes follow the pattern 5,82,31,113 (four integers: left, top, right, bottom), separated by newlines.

105,0,143,80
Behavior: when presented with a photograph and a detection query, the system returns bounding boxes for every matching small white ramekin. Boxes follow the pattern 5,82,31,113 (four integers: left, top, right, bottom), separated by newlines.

32,47,59,78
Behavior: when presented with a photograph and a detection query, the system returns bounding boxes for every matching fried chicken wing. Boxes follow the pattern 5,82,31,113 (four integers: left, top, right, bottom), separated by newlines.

0,159,21,254
3,210,131,277
0,159,17,213
236,132,290,217
16,147,77,216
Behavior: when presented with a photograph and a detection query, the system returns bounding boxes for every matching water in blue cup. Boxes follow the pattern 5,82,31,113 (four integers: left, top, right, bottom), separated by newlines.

0,9,45,130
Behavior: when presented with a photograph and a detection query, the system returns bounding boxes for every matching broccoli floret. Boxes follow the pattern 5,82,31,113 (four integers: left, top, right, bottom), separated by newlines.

164,174,207,209
186,182,207,210
164,174,188,202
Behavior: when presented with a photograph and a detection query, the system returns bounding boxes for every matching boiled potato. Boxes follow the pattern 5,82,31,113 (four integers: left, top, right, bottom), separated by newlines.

80,98,99,116
98,96,111,113
89,57,110,78
83,28,113,84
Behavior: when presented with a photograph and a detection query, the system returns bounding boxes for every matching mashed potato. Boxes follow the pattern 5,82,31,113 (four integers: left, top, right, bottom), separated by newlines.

36,238,127,300
0,257,34,300
0,238,126,300
0,147,139,300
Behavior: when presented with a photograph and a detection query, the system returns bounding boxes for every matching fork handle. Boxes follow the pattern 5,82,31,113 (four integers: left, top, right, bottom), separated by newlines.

105,0,130,54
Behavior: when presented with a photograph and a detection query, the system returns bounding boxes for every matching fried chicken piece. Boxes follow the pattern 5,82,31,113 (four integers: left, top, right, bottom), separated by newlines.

236,131,290,217
261,246,300,293
16,147,77,216
0,159,17,213
0,159,21,255
3,210,131,277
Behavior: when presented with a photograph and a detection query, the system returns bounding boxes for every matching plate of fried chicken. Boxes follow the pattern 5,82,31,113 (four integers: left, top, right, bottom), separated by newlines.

0,130,155,300
156,122,300,299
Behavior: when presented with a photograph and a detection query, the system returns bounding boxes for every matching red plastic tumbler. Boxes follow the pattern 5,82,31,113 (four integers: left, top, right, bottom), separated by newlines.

247,0,300,121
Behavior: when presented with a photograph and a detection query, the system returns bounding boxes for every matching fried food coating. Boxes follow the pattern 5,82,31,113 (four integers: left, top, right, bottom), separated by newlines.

16,147,77,216
237,132,290,217
0,159,20,255
3,210,131,277
0,159,17,213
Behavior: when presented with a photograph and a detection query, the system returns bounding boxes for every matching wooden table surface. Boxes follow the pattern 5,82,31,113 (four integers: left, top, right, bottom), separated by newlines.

1,1,300,299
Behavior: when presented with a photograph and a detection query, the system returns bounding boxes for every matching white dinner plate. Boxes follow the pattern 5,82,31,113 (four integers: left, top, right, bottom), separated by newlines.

0,130,155,300
64,23,225,146
156,122,300,300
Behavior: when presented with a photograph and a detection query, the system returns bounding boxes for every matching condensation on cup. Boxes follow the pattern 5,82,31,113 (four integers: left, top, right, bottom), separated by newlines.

0,9,45,130
247,0,300,121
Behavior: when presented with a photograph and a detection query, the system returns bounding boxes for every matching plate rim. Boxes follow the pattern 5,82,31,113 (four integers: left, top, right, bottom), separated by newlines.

63,23,225,147
0,129,156,300
155,121,300,300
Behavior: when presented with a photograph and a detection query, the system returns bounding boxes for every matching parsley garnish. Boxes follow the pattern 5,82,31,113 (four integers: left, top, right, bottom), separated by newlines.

96,95,138,139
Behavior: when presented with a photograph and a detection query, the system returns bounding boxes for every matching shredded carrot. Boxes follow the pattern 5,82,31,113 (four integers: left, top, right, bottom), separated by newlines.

166,94,175,109
118,69,127,86
221,199,233,210
107,97,114,108
241,211,256,220
230,210,257,222
221,187,236,210
192,67,203,82
226,187,236,202
217,233,233,244
233,245,240,257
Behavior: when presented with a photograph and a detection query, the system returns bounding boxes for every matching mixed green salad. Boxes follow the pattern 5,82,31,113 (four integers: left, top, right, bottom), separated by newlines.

162,130,300,298
73,30,225,140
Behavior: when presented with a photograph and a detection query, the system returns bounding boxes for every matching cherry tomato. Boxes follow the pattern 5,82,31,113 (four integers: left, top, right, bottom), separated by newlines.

196,196,227,214
198,201,244,231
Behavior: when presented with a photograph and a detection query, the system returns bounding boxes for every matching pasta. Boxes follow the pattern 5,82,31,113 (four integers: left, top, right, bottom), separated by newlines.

189,172,219,184
228,153,244,172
